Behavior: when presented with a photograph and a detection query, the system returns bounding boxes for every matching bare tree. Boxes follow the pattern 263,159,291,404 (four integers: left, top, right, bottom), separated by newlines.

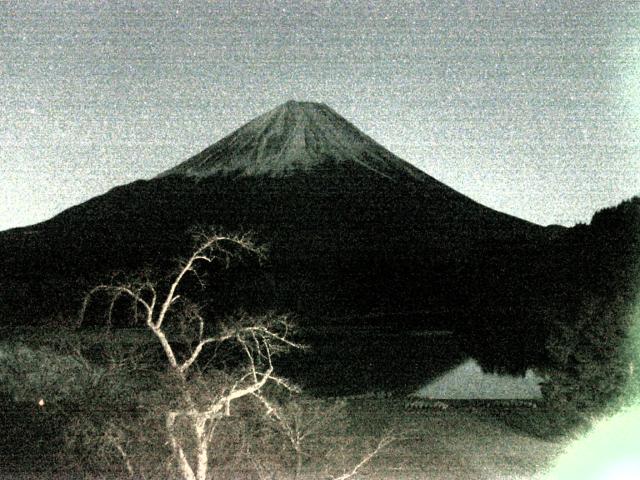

75,230,397,479
81,231,303,480
264,397,395,480
263,397,347,479
329,434,395,480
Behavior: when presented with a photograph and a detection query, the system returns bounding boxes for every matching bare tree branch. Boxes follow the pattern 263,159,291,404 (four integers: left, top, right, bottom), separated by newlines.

331,434,395,480
77,230,302,480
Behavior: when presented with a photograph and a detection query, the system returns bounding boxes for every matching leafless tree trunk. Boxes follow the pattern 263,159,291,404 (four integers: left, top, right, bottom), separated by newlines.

81,231,302,480
79,229,395,479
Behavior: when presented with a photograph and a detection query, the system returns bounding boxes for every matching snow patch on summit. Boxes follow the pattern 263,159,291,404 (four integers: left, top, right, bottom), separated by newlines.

159,101,430,182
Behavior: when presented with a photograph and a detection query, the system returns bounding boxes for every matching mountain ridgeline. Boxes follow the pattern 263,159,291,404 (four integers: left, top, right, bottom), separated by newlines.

1,101,637,395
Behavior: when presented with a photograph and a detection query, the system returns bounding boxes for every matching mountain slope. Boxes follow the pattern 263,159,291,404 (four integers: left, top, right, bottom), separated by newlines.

160,100,434,182
0,101,559,391
0,100,546,320
158,100,539,234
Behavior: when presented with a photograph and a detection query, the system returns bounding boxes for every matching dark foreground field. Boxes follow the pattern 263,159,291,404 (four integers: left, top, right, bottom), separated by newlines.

314,398,565,480
0,397,567,479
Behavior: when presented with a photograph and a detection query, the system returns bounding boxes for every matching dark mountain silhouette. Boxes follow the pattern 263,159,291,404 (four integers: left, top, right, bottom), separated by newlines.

0,100,588,393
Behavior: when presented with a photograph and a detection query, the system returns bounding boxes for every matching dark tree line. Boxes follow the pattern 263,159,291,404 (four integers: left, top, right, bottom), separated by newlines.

540,197,640,426
0,165,637,407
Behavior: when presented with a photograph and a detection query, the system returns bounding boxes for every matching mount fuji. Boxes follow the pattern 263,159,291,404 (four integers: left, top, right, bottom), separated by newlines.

0,101,559,392
161,100,437,181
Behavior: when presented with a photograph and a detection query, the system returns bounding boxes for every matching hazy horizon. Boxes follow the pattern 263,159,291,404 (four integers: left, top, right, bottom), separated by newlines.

2,1,639,231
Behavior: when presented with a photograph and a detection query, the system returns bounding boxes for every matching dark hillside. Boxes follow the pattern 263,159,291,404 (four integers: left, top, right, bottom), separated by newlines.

0,163,545,327
4,101,614,394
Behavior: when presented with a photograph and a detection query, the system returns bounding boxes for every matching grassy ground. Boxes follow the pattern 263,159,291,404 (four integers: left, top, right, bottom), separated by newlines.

0,397,568,479
322,398,567,480
0,328,568,479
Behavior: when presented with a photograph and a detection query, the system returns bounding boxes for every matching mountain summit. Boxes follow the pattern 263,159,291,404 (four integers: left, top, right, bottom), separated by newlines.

160,100,429,181
0,99,558,391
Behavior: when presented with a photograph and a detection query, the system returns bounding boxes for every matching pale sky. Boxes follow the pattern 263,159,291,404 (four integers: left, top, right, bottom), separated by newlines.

1,0,639,231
